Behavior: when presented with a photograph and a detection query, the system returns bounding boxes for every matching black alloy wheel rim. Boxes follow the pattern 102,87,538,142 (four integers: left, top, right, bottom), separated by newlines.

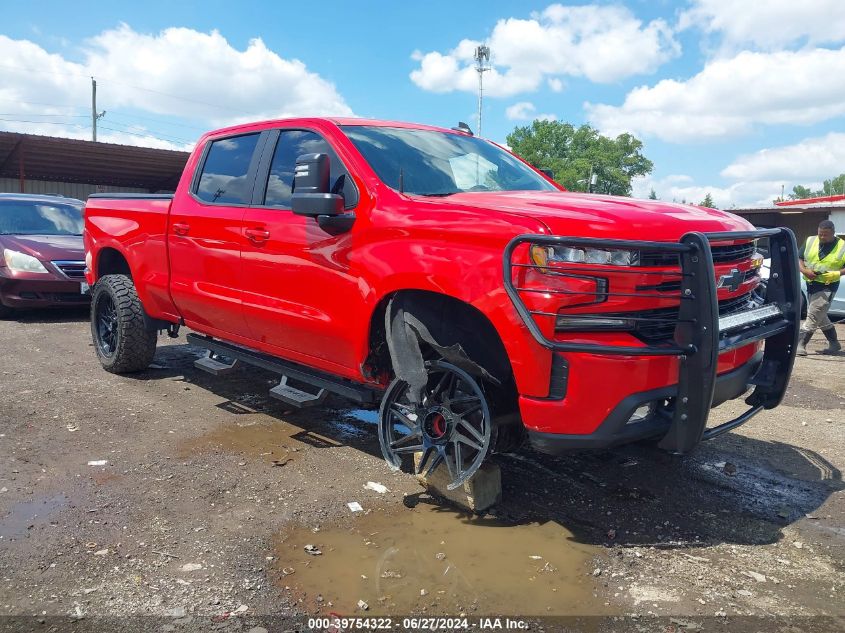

378,360,492,490
95,293,119,357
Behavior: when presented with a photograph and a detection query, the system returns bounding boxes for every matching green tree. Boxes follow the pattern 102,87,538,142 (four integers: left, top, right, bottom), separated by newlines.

699,192,716,208
648,188,658,200
820,173,845,196
789,184,813,200
788,173,845,199
506,120,653,196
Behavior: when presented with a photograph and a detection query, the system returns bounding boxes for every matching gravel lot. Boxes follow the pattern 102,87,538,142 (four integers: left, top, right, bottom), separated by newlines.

0,308,843,631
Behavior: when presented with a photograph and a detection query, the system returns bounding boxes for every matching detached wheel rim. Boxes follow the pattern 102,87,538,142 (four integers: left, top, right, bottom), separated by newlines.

95,293,119,357
378,360,492,490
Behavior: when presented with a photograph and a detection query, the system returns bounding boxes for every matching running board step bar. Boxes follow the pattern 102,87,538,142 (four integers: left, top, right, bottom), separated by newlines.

194,351,240,376
186,333,382,405
269,376,328,408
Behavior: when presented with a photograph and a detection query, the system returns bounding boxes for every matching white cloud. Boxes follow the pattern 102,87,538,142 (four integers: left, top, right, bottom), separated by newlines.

0,25,353,149
505,101,556,122
86,25,353,124
635,132,845,208
721,132,845,181
679,0,845,49
410,3,679,97
505,102,534,120
547,78,564,93
632,175,783,208
587,47,845,142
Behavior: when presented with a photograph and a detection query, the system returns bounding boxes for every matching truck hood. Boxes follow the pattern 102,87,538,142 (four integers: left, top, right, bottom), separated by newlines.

435,191,753,241
0,234,84,261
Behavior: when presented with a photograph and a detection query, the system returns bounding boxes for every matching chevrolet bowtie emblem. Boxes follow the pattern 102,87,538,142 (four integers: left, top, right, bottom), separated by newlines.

717,268,744,293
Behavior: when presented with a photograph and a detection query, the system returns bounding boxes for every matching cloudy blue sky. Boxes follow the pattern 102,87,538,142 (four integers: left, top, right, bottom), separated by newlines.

1,0,844,207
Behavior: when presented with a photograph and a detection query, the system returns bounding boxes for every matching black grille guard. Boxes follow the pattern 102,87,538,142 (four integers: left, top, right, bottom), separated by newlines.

503,228,801,454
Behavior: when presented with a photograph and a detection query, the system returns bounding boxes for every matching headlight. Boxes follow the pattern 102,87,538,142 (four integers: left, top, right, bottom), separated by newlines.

531,245,639,268
3,249,49,273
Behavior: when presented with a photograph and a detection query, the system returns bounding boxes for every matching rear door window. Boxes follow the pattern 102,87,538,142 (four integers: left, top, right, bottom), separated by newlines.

196,133,261,204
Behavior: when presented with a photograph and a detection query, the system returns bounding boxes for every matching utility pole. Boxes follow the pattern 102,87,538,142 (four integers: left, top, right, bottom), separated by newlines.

587,166,596,193
91,77,106,142
474,45,491,139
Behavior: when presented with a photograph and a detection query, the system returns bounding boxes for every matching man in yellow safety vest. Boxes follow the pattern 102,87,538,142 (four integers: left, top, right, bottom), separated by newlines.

797,219,845,355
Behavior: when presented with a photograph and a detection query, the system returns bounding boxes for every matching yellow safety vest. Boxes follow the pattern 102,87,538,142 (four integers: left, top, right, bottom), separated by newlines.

803,236,845,285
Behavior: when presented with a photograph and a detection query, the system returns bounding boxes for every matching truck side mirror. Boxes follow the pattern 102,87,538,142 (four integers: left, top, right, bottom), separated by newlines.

291,153,344,217
540,168,554,179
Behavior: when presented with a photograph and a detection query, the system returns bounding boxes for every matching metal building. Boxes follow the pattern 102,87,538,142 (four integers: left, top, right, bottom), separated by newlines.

730,196,845,241
0,131,190,198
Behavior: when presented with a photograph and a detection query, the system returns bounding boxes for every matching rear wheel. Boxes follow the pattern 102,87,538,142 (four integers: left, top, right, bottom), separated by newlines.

91,274,157,373
378,360,493,490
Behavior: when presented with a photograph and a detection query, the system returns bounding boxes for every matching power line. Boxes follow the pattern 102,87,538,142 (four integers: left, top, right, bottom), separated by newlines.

0,117,86,128
96,124,193,146
0,112,88,118
0,101,87,112
105,110,206,132
105,81,252,115
0,62,252,115
0,117,191,147
0,105,205,138
0,111,195,143
97,118,194,144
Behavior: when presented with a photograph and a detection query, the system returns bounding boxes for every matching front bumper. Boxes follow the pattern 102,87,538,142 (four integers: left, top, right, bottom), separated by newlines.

0,270,90,309
527,350,763,454
505,228,801,454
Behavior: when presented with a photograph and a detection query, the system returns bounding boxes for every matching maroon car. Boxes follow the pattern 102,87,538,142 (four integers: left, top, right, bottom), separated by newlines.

0,193,90,318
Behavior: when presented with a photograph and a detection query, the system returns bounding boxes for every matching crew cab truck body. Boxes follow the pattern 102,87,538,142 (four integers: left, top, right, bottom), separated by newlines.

84,117,800,488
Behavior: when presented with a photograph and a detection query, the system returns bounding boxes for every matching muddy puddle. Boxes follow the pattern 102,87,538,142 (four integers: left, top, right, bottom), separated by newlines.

274,501,603,616
0,494,67,542
177,419,343,465
177,403,384,465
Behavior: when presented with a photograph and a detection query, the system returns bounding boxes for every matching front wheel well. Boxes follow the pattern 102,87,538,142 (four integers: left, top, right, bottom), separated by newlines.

367,290,522,451
366,290,512,382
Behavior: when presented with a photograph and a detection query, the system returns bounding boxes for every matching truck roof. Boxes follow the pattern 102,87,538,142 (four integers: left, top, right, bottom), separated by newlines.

203,117,470,140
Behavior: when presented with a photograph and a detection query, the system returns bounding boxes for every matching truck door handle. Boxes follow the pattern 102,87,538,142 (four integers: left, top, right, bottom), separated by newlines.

172,223,190,236
245,228,270,243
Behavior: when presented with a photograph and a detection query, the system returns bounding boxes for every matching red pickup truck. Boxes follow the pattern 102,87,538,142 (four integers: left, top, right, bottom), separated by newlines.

84,117,800,489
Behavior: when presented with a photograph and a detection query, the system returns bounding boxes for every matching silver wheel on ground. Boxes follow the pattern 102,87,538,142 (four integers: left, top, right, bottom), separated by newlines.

378,360,492,491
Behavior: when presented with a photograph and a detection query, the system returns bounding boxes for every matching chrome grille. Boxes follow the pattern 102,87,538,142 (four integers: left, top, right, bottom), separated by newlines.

52,260,86,280
640,242,755,267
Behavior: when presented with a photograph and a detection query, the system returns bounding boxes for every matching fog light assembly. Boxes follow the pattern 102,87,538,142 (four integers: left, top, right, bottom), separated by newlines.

555,315,635,331
626,402,656,425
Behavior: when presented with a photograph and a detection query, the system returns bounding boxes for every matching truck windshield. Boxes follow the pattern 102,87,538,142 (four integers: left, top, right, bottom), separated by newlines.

0,200,84,235
341,125,557,196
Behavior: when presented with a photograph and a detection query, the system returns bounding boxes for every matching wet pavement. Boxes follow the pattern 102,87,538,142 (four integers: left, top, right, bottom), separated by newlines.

0,309,843,628
0,494,68,542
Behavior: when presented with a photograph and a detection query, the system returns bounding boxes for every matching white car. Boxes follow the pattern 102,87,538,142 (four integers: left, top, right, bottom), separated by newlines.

759,258,844,320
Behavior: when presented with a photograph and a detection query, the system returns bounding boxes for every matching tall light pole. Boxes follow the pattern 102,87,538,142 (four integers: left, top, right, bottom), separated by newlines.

474,45,491,139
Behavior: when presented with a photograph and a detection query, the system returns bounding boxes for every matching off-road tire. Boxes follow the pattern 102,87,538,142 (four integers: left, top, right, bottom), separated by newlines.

91,274,157,373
